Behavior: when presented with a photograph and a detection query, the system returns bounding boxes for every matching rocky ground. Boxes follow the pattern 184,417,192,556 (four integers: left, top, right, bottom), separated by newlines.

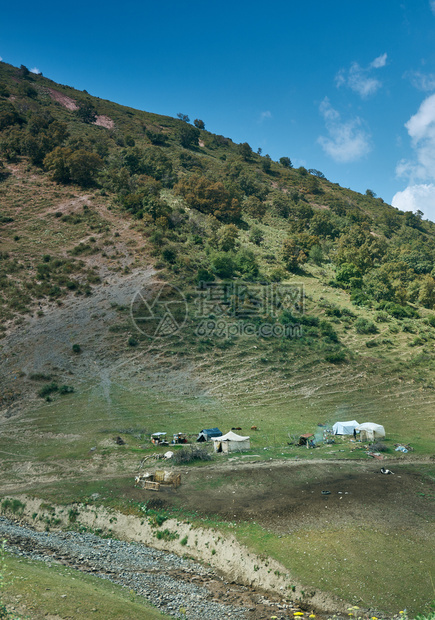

0,517,295,620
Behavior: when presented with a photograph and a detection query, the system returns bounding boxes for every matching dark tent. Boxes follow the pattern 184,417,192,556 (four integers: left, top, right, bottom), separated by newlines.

197,428,222,442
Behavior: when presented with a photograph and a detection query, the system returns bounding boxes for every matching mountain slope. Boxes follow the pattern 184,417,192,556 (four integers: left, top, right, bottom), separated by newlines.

1,60,435,617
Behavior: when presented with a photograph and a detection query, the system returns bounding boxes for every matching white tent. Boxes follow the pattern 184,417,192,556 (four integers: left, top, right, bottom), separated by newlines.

333,420,359,435
356,422,385,442
212,431,250,453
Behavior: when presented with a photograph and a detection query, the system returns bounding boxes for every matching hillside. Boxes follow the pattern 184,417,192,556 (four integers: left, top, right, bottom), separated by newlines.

0,61,434,617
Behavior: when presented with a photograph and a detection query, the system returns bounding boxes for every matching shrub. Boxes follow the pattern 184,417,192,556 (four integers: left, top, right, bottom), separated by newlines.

37,382,58,398
59,385,74,394
375,311,390,323
249,226,263,245
210,253,235,278
72,343,81,353
161,246,177,263
402,320,416,333
324,350,346,363
196,268,215,284
173,445,212,465
29,373,52,381
235,248,259,278
2,499,25,514
379,301,418,319
153,513,168,527
180,536,188,546
128,336,139,346
268,267,287,282
68,507,79,522
354,317,378,334
154,529,179,541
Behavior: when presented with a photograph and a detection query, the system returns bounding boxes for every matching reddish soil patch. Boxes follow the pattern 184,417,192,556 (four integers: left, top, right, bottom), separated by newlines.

95,115,114,129
46,88,78,111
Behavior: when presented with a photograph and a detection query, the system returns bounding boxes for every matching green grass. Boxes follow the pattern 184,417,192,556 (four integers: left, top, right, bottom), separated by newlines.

1,552,170,619
233,521,434,616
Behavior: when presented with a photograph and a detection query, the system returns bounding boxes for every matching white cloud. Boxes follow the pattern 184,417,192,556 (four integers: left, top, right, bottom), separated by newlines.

396,93,435,182
392,184,435,221
430,0,435,15
370,53,388,69
394,94,435,221
258,110,272,123
319,97,339,121
335,54,387,99
30,67,41,74
317,97,371,163
0,56,3,62
405,70,435,92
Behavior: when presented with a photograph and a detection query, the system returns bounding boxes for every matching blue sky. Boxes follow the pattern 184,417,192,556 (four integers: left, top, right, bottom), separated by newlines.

2,1,435,218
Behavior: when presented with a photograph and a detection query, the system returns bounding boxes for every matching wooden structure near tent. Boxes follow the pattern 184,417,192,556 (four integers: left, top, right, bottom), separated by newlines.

135,470,181,491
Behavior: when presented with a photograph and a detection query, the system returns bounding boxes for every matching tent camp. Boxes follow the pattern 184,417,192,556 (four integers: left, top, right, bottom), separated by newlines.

212,431,250,453
333,420,359,435
356,422,385,442
197,428,222,442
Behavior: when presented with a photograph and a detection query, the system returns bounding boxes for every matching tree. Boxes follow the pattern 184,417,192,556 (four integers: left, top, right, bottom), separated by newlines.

308,169,325,179
282,238,306,271
210,252,235,278
249,226,263,245
193,119,205,129
404,211,421,229
178,124,199,149
43,147,103,186
235,248,259,277
44,147,73,183
279,156,292,168
418,275,435,309
244,196,266,219
309,244,324,265
216,224,239,251
67,150,103,186
141,148,174,184
143,197,172,222
336,263,362,285
75,100,97,124
174,174,241,222
310,212,336,237
238,142,252,161
365,189,377,198
19,64,30,78
145,130,168,146
306,174,323,195
177,113,190,122
262,157,272,174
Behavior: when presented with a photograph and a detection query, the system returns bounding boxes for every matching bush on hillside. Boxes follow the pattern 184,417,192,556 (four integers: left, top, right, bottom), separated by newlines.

354,317,378,334
173,445,212,465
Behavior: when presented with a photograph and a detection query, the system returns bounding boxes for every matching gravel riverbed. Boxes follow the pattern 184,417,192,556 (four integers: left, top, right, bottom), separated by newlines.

0,517,292,619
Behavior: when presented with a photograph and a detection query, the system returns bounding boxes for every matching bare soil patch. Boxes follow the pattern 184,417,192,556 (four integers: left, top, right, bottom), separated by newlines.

165,460,434,531
95,115,114,129
46,88,78,111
